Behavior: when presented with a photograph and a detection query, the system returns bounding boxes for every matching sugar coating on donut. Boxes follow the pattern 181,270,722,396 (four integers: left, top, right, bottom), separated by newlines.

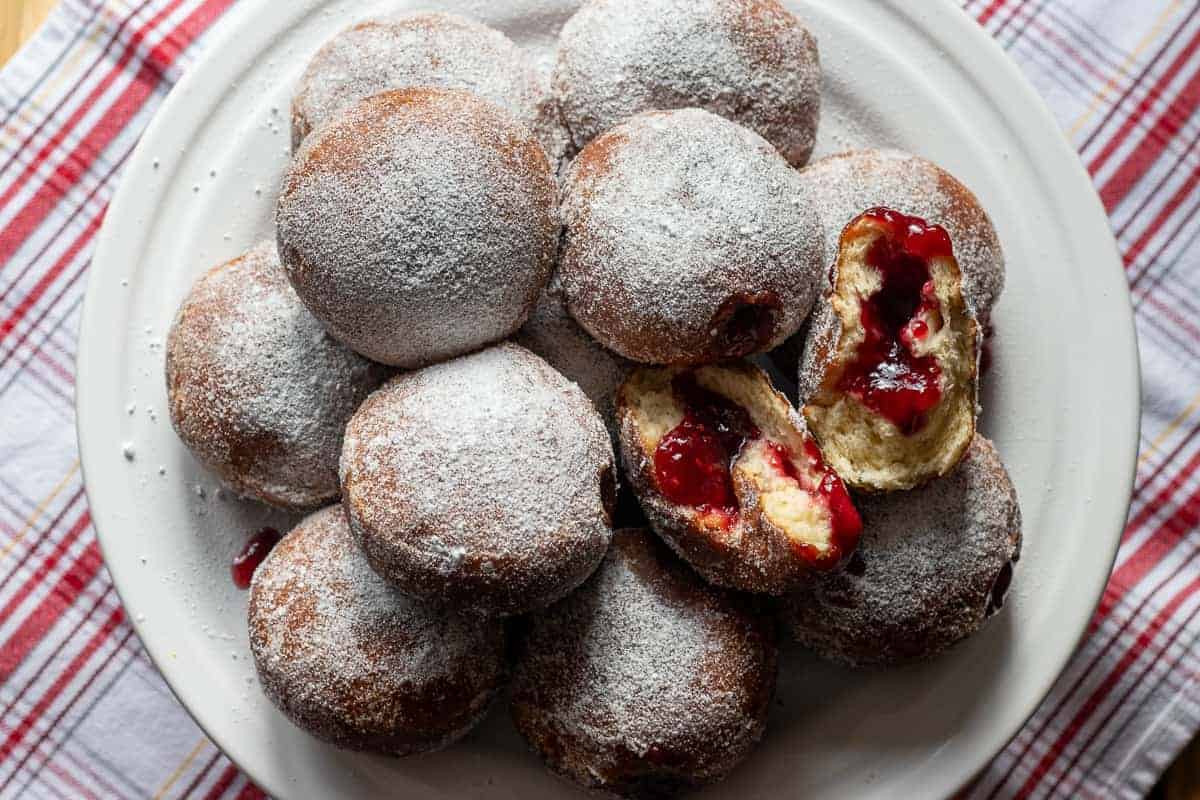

796,148,1005,321
514,272,631,448
340,343,615,617
782,435,1022,666
510,528,777,797
800,209,980,492
553,0,820,166
165,242,388,510
617,361,862,595
247,506,507,754
560,108,824,365
292,12,566,162
277,88,558,368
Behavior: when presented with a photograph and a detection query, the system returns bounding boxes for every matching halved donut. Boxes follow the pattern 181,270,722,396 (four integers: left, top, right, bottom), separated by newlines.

800,208,980,492
617,361,861,595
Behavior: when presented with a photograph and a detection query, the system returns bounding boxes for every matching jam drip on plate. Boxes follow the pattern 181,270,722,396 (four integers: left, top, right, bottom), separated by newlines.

764,441,863,566
231,526,281,589
654,373,759,523
838,207,952,434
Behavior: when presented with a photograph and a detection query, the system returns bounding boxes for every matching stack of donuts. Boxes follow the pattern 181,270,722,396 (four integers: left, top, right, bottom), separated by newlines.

164,0,1022,796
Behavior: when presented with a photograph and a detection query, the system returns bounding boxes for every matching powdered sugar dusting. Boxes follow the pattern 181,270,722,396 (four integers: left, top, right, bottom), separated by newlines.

553,0,820,166
559,108,824,364
276,88,559,368
514,271,631,446
292,12,567,161
511,528,776,790
783,435,1022,666
165,242,388,510
551,551,735,750
248,506,506,753
796,148,1006,320
341,342,614,615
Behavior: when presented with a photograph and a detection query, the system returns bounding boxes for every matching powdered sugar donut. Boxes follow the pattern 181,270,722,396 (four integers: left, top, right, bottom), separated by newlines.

165,242,388,511
781,435,1022,666
796,149,1005,321
511,527,777,798
292,12,566,162
248,505,507,754
559,109,825,365
340,343,616,617
553,0,820,166
514,272,631,447
277,88,558,368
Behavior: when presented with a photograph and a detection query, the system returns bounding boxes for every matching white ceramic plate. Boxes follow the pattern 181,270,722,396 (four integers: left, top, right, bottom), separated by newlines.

76,0,1140,797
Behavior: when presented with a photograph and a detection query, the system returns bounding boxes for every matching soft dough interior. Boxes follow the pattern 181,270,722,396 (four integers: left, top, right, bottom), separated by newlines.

804,220,978,491
623,364,837,556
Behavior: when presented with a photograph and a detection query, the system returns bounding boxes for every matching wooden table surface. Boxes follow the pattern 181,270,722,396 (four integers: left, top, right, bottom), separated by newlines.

0,1,1197,798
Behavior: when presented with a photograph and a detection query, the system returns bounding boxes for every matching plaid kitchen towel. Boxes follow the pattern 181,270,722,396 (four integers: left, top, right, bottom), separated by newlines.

0,1,1197,798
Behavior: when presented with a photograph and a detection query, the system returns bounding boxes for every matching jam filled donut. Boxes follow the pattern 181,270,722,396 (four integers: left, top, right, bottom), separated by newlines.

782,435,1022,666
165,242,388,511
616,361,862,595
796,148,1005,322
514,272,631,448
799,207,981,492
553,0,820,166
292,12,566,161
277,88,558,368
511,527,777,798
248,506,507,754
559,109,824,366
340,343,616,617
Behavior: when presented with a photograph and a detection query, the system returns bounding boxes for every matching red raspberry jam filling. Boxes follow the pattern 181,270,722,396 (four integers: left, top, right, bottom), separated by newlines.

231,527,281,589
654,373,759,521
653,372,862,564
763,441,863,566
837,207,953,434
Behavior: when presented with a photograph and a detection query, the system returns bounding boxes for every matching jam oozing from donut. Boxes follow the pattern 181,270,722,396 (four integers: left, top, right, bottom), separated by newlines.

654,373,759,522
838,208,952,434
763,440,863,566
653,372,862,561
232,527,281,589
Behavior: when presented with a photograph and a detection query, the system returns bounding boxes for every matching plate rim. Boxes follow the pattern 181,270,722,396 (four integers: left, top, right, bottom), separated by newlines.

74,0,1141,797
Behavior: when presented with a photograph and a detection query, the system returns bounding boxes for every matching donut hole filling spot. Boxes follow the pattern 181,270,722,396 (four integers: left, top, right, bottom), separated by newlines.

639,366,861,567
805,207,978,491
986,559,1015,617
710,293,782,358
